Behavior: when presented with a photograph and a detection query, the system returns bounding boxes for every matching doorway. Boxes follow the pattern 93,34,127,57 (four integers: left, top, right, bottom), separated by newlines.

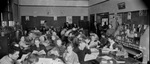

90,14,95,33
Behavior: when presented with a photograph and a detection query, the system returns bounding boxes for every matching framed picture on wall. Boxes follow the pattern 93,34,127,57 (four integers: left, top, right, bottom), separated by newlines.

118,2,126,10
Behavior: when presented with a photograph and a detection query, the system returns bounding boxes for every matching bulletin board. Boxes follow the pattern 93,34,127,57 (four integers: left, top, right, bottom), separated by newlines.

72,16,81,26
116,10,149,51
122,10,149,25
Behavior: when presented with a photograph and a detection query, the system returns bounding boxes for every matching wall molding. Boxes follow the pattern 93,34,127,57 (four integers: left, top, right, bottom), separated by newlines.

89,0,109,7
19,5,88,8
64,0,89,1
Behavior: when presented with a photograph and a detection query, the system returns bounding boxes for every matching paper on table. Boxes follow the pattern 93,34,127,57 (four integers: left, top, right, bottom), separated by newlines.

36,58,54,64
32,50,46,55
32,50,39,54
102,48,118,52
22,53,30,59
84,52,99,61
18,53,30,62
36,58,64,64
116,61,125,63
90,48,99,53
101,56,112,60
38,50,46,55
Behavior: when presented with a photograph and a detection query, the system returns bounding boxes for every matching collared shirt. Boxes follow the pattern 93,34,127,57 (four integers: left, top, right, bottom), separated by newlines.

65,51,79,64
0,55,15,64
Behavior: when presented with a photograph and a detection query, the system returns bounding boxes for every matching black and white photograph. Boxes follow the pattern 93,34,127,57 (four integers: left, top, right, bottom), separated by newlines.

0,0,149,64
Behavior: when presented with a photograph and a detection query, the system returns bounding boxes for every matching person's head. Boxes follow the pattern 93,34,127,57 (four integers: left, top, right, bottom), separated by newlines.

20,36,25,41
34,38,40,46
66,43,74,53
28,32,33,37
101,35,105,38
52,31,57,36
46,31,50,34
8,49,20,60
51,35,56,40
78,40,86,50
90,33,99,40
108,37,115,44
108,38,112,42
74,37,86,50
28,32,36,39
109,24,112,29
56,39,62,47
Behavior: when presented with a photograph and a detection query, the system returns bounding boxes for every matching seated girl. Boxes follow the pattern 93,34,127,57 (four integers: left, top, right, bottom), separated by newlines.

47,39,66,58
103,37,119,51
63,43,80,64
88,33,101,48
30,38,47,55
73,38,91,64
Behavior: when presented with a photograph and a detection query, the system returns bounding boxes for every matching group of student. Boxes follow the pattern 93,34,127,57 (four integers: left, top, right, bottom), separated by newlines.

0,23,128,64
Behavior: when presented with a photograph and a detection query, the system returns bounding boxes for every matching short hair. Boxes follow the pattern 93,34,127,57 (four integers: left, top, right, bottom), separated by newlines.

34,37,40,41
34,37,41,44
8,42,20,54
73,37,86,47
8,47,20,55
66,43,74,49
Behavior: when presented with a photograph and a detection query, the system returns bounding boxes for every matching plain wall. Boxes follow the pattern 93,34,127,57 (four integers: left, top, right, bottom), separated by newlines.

20,6,88,16
19,0,89,17
19,0,88,6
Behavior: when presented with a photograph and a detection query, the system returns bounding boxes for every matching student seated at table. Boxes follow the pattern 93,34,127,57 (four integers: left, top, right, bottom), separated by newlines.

0,47,27,64
102,37,120,55
115,43,128,58
47,39,66,63
88,33,101,48
108,37,118,50
30,38,47,55
19,32,36,48
99,35,109,48
47,39,66,58
73,38,91,64
63,43,80,64
19,36,32,52
39,33,53,50
19,36,34,59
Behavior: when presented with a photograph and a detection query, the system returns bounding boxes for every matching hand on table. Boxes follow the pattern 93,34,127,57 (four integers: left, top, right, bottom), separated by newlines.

18,52,31,62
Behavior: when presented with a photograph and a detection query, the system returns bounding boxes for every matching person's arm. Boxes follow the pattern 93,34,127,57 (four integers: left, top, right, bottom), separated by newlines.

17,53,31,64
89,41,99,48
84,47,91,54
73,53,80,64
39,44,47,52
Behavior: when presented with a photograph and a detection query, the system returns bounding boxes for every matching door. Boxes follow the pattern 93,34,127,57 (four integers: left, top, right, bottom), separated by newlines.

90,14,95,33
98,12,109,25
